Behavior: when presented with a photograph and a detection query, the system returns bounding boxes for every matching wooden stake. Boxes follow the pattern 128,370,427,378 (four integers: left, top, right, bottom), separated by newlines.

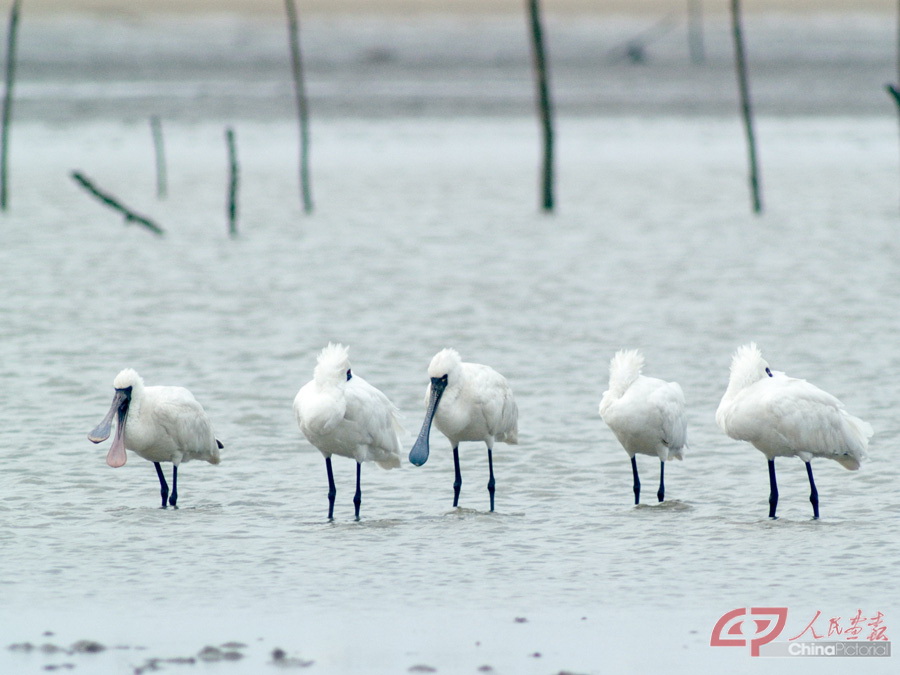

891,0,900,207
0,0,20,211
284,0,313,214
226,127,238,238
150,116,167,199
71,171,164,236
526,0,555,213
687,0,705,65
730,0,762,214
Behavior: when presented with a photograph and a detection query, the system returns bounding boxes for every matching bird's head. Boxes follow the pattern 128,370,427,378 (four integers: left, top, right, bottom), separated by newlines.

88,368,143,468
606,348,645,397
427,348,462,389
314,343,353,386
728,342,772,390
113,368,144,392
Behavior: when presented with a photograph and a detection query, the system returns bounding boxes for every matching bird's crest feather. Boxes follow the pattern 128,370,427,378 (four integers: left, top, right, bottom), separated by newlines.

607,349,644,397
726,342,769,393
314,343,351,386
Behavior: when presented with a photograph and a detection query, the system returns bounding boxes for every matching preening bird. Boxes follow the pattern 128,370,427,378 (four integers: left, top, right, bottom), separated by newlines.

716,343,872,519
409,348,518,512
88,369,222,508
599,349,686,504
293,343,402,520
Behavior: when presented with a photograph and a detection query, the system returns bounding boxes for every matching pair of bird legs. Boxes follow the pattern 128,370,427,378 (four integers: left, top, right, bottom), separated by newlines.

628,456,820,519
454,446,496,512
631,456,666,504
323,446,497,520
153,462,178,509
325,457,361,521
769,459,819,520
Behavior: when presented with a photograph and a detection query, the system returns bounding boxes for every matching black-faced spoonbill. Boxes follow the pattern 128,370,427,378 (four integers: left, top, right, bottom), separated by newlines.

88,369,222,508
293,344,402,520
409,348,518,512
599,349,687,505
716,343,873,519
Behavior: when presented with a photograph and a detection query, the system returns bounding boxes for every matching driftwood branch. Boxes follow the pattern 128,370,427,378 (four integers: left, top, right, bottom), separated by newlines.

887,83,900,108
71,171,164,236
0,0,21,211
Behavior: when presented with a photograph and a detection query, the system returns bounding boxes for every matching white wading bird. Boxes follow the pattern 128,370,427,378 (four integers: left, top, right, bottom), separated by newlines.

88,369,222,508
716,343,873,519
293,344,402,520
599,349,686,505
409,348,518,512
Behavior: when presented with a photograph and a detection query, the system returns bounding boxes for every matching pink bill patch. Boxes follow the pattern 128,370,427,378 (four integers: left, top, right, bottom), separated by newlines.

106,427,127,467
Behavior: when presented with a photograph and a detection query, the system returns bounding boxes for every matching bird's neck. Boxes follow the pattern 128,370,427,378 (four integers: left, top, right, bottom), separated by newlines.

723,372,763,402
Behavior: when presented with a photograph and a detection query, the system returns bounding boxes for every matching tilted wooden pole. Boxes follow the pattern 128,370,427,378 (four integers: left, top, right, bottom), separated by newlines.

889,0,900,206
526,0,555,213
730,0,763,214
0,0,21,211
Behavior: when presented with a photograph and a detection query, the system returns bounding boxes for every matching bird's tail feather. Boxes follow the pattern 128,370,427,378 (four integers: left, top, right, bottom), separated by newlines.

836,412,873,470
376,455,401,470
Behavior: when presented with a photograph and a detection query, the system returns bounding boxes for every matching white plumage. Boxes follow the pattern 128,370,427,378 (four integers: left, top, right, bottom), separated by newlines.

599,349,686,504
716,343,873,518
409,348,518,511
88,368,221,508
294,343,402,519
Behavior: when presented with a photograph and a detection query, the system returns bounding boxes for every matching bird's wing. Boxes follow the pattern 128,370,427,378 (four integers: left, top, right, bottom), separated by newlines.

761,378,867,460
294,382,345,440
148,387,215,452
650,381,687,453
470,365,518,443
343,376,403,460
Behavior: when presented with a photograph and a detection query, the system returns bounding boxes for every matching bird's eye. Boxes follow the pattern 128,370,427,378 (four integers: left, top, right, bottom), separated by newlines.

441,374,448,384
346,369,352,381
765,367,773,377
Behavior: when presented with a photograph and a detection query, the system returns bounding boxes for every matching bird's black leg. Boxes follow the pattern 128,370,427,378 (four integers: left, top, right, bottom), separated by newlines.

631,456,640,505
169,465,178,508
353,462,362,521
325,456,336,520
767,459,779,519
154,462,169,509
805,461,819,520
452,446,462,507
657,460,665,503
487,447,496,512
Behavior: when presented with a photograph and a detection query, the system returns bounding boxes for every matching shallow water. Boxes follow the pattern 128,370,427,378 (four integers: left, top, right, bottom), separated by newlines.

2,11,900,675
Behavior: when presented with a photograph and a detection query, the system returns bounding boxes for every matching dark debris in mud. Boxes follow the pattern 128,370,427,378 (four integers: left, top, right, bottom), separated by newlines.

270,647,315,668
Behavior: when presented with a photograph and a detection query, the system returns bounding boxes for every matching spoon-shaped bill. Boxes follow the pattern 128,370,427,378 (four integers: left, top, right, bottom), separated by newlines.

89,388,131,442
106,401,129,467
88,388,130,467
409,377,446,467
